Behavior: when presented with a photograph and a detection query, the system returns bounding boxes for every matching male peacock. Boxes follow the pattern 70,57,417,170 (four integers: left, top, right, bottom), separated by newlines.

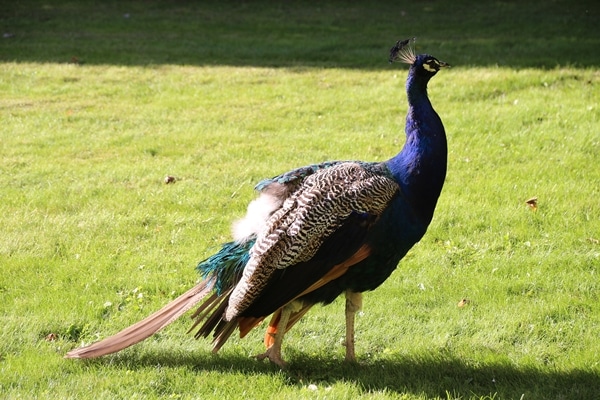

66,38,449,367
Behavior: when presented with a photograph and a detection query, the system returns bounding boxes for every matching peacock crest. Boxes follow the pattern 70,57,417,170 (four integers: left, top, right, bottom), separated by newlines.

389,37,416,64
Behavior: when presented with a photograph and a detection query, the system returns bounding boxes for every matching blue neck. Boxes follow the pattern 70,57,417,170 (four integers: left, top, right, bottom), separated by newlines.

386,67,447,224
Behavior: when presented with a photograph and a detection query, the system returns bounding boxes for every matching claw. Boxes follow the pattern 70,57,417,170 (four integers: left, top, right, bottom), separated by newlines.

255,301,302,368
256,345,287,368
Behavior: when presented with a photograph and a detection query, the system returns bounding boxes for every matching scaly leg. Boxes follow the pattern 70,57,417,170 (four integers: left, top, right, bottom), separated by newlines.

343,290,362,362
256,300,302,368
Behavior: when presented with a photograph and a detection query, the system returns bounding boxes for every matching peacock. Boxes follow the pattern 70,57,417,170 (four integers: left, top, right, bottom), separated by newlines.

65,38,449,367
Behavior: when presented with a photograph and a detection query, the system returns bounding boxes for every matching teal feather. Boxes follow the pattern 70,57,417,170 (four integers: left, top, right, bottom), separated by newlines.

196,240,253,296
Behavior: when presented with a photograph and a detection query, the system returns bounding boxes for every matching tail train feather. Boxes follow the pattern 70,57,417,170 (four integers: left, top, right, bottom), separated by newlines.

65,280,214,359
188,288,239,353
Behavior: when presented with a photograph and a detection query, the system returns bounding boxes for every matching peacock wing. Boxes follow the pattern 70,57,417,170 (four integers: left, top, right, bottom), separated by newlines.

225,162,399,321
254,160,346,191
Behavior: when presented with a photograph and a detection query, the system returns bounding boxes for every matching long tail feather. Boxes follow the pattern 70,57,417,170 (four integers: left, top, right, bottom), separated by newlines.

65,280,214,359
187,288,239,353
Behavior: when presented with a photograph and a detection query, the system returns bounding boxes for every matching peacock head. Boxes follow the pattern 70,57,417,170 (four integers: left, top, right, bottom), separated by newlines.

389,37,449,78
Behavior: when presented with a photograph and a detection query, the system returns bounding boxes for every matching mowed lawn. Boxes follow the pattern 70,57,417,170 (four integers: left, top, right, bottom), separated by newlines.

1,1,599,399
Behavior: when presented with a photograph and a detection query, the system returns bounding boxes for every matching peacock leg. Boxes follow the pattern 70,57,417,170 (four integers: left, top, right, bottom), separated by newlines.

343,290,362,362
256,300,301,368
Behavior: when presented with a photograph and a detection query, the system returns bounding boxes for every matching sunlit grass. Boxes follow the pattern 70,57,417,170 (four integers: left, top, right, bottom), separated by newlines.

1,61,598,399
1,0,599,398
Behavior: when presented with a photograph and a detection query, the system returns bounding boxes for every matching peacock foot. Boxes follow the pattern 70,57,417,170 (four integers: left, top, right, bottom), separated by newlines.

342,340,357,363
256,346,287,368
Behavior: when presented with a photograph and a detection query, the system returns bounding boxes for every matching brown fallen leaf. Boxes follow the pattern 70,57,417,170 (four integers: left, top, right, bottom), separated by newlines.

457,298,470,308
525,196,538,211
45,333,58,342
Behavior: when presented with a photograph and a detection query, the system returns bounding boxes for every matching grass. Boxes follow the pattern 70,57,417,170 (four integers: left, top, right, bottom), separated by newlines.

1,1,600,399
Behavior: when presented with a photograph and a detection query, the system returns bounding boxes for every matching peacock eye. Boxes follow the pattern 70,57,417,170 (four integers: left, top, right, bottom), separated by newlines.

422,60,437,72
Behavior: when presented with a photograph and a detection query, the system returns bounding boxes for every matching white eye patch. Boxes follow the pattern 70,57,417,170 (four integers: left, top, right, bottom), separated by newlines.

423,62,437,72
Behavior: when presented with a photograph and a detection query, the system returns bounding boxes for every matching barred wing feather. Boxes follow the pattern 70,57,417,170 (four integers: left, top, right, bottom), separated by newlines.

225,162,398,320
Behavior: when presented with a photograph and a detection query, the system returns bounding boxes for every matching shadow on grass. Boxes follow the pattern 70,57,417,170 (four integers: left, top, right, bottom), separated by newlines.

1,0,599,68
90,349,599,399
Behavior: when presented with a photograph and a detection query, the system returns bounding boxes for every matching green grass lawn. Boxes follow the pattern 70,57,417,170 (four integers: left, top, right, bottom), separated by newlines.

1,1,599,399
